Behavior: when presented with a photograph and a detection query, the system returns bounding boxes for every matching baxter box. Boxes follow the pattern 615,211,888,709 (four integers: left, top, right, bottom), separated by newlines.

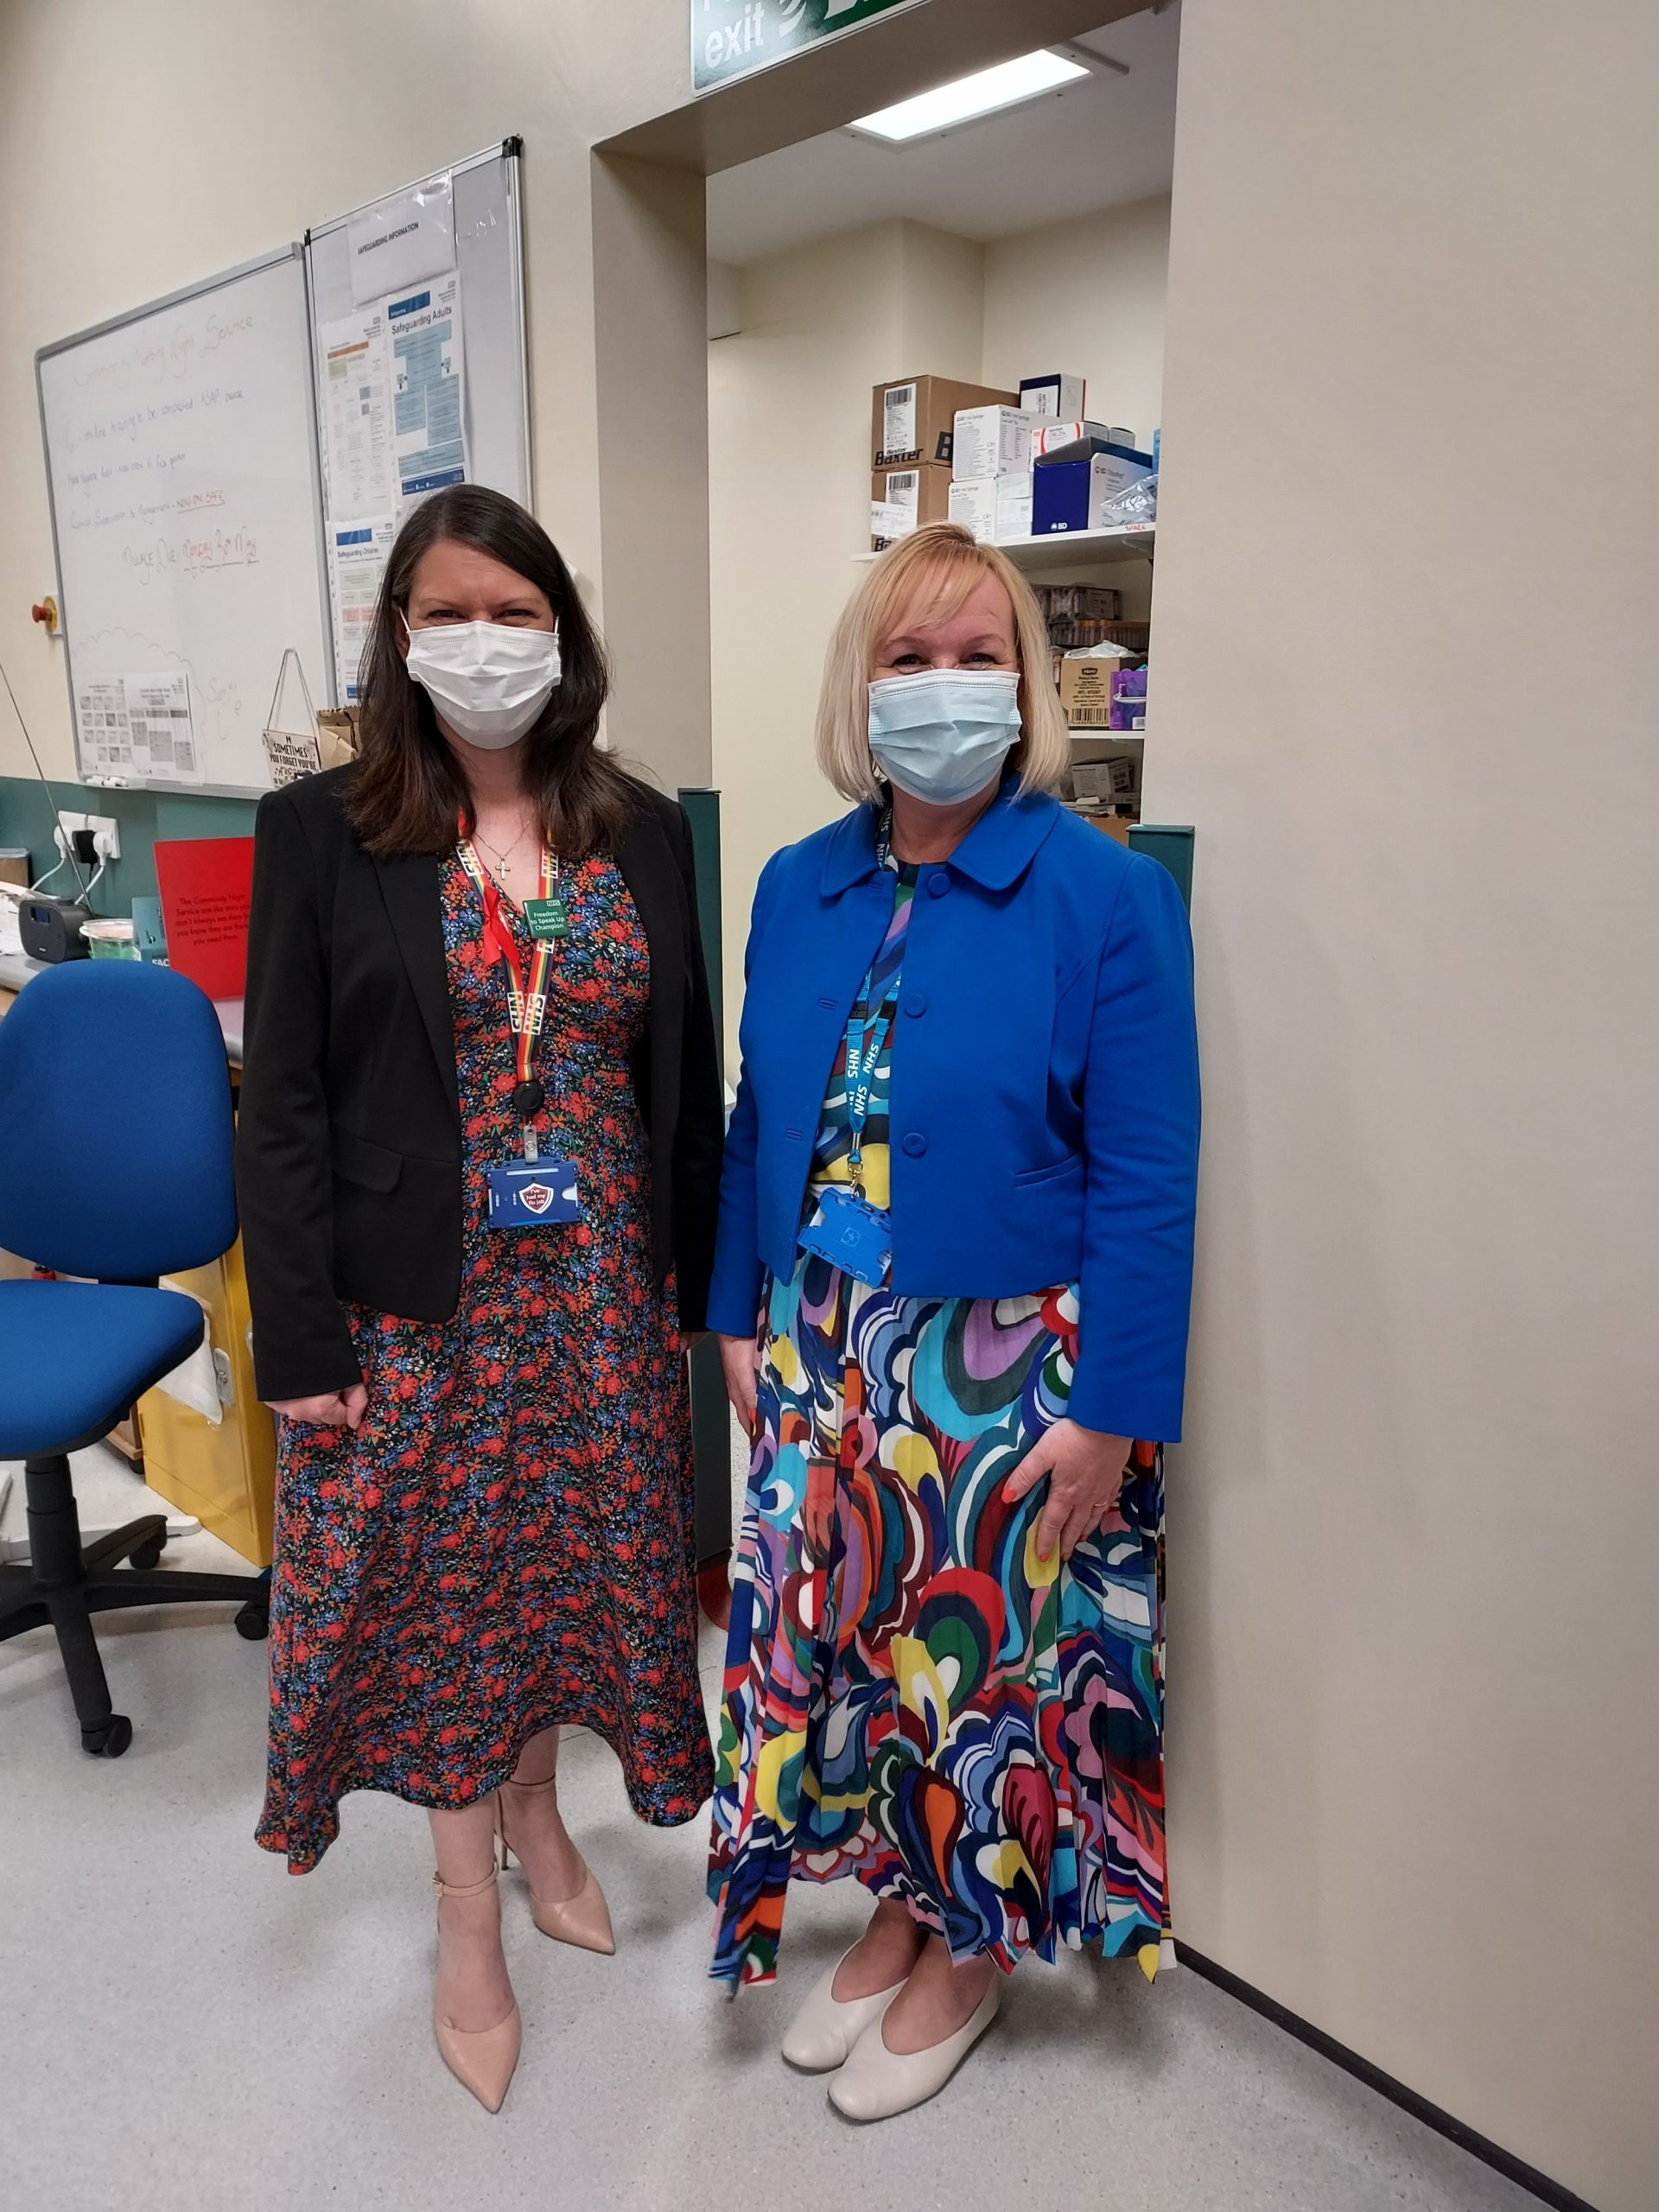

873,375,1014,468
948,473,1033,544
1020,373,1087,420
871,462,953,528
952,405,1033,482
1032,447,1154,535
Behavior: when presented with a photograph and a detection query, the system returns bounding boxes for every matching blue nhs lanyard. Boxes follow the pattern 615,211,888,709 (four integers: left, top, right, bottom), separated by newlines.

845,813,899,1199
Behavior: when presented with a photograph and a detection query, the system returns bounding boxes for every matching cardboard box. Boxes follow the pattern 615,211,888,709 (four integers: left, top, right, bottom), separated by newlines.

948,473,1033,544
871,500,917,551
1058,647,1139,726
952,405,1033,482
1038,583,1123,622
995,471,1033,541
871,463,954,527
1020,373,1087,420
1031,418,1138,458
872,376,1014,468
1071,743,1150,814
1032,448,1154,535
1070,738,1145,812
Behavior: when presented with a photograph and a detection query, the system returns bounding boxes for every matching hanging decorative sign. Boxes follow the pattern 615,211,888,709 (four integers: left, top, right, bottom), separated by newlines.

692,0,924,92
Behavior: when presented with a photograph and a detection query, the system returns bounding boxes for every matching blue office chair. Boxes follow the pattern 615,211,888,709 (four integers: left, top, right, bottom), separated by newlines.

0,961,267,1757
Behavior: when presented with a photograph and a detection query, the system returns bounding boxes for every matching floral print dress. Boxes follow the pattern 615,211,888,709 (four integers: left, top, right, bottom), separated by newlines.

257,851,713,1874
709,862,1169,1986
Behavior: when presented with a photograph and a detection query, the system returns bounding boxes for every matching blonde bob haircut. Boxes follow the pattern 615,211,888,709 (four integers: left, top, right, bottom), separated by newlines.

815,522,1071,806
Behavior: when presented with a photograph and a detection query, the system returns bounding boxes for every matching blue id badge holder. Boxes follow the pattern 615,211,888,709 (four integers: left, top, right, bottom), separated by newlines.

799,1187,892,1287
486,1155,582,1227
798,981,895,1289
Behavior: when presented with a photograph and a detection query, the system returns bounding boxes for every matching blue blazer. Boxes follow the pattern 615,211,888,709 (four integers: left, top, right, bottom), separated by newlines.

707,779,1201,1442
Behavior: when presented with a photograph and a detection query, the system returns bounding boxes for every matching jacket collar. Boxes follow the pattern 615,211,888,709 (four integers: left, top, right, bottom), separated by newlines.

819,772,1060,898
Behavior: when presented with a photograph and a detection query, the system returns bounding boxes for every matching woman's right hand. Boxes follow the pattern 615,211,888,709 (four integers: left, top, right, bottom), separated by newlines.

267,1384,369,1430
717,1333,761,1436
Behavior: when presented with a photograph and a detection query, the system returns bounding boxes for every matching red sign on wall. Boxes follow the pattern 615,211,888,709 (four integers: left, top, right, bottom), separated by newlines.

153,836,255,1001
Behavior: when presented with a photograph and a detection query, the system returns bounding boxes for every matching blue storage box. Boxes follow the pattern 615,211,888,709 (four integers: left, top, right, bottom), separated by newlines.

1031,445,1154,535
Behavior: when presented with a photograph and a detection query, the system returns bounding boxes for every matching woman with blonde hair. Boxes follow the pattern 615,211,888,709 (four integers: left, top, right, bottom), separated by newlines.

706,522,1199,2119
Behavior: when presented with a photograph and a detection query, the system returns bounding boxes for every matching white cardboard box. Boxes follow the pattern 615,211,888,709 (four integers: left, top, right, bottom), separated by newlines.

952,405,1033,482
1020,373,1087,420
948,473,1033,543
870,499,919,550
1031,418,1138,458
947,477,996,543
995,472,1033,541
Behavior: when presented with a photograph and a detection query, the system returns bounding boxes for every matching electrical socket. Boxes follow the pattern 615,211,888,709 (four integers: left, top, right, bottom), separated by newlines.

54,810,120,862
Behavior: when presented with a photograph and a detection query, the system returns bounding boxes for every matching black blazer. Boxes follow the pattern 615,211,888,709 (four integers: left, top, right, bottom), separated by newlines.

236,766,724,1404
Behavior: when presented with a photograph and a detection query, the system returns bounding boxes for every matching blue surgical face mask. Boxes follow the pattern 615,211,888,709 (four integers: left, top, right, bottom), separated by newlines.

867,669,1022,805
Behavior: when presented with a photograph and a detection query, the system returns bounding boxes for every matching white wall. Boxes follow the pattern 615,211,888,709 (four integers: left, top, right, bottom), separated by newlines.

983,194,1171,459
709,197,1172,1054
1152,5,1659,2207
709,218,987,1049
0,0,706,788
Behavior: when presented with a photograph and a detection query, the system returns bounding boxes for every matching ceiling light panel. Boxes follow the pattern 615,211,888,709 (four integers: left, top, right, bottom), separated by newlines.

849,49,1091,144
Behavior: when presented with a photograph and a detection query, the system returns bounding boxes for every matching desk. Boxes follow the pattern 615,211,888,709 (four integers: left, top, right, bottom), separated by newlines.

0,948,244,1065
0,950,273,1564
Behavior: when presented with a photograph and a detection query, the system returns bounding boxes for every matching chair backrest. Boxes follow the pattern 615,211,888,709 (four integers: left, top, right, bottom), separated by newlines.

0,961,236,1280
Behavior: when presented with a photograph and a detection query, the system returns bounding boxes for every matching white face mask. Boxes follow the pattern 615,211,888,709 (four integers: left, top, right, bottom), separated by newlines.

868,668,1022,805
403,619,563,749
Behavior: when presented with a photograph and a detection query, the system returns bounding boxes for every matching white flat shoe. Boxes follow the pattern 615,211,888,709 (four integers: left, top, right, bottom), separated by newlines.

829,1984,1001,2122
781,1948,906,2073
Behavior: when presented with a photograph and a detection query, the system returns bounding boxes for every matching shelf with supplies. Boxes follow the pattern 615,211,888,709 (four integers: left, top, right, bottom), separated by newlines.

857,523,1155,569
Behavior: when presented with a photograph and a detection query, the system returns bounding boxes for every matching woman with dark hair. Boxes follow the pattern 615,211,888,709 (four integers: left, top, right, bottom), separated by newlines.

237,486,721,2112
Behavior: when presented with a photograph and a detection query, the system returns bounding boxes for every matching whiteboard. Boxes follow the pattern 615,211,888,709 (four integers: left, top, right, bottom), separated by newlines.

307,141,531,701
36,246,334,798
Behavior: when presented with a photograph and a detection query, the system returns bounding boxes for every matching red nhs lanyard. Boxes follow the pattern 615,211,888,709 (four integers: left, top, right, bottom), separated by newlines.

455,836,558,1156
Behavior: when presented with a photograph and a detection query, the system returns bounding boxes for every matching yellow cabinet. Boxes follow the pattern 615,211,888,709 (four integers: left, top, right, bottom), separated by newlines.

137,1236,276,1567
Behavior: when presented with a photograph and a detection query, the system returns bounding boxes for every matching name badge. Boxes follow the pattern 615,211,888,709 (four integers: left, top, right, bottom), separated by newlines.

798,1187,892,1287
486,1157,581,1228
522,896,570,943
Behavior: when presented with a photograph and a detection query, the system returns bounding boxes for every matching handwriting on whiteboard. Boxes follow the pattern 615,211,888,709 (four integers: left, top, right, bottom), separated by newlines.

119,527,261,582
69,312,256,393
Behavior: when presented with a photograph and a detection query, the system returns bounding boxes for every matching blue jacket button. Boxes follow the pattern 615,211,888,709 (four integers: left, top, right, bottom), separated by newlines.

902,989,927,1017
902,1131,927,1158
928,871,950,898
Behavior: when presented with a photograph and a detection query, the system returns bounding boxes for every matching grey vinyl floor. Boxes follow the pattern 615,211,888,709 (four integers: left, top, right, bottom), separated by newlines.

0,1446,1544,2212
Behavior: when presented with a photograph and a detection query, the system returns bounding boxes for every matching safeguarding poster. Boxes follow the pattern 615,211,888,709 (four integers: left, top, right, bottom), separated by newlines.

388,272,467,510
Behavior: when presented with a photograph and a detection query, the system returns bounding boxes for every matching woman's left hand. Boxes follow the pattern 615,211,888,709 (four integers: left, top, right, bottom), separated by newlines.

1001,1419,1132,1561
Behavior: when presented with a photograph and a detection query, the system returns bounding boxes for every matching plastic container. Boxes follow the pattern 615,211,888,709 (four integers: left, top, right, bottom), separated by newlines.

0,847,29,888
82,917,139,961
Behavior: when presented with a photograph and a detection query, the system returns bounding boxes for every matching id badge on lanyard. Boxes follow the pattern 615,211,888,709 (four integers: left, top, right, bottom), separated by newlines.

456,835,582,1227
800,817,899,1288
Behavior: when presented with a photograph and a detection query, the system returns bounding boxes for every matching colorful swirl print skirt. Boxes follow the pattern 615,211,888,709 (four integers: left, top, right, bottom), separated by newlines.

709,1251,1169,1986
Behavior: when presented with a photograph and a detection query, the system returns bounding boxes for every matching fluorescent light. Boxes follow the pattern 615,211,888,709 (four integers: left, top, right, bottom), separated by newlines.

849,50,1090,144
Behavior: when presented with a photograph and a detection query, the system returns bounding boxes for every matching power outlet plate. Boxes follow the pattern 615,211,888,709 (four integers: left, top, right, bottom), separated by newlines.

54,810,120,861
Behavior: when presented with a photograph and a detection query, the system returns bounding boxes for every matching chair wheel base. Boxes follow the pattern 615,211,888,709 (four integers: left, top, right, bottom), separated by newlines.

233,1600,269,1641
82,1713,132,1758
130,1535,165,1571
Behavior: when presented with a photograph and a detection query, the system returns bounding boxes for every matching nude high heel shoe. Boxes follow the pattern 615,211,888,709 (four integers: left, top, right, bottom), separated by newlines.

496,1775,616,1956
432,1862,521,2113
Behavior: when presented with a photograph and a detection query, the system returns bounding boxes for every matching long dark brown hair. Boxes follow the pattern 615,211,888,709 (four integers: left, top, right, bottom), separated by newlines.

344,486,634,857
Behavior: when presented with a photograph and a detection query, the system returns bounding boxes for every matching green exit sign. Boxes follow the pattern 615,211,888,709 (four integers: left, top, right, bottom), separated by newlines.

693,0,924,92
